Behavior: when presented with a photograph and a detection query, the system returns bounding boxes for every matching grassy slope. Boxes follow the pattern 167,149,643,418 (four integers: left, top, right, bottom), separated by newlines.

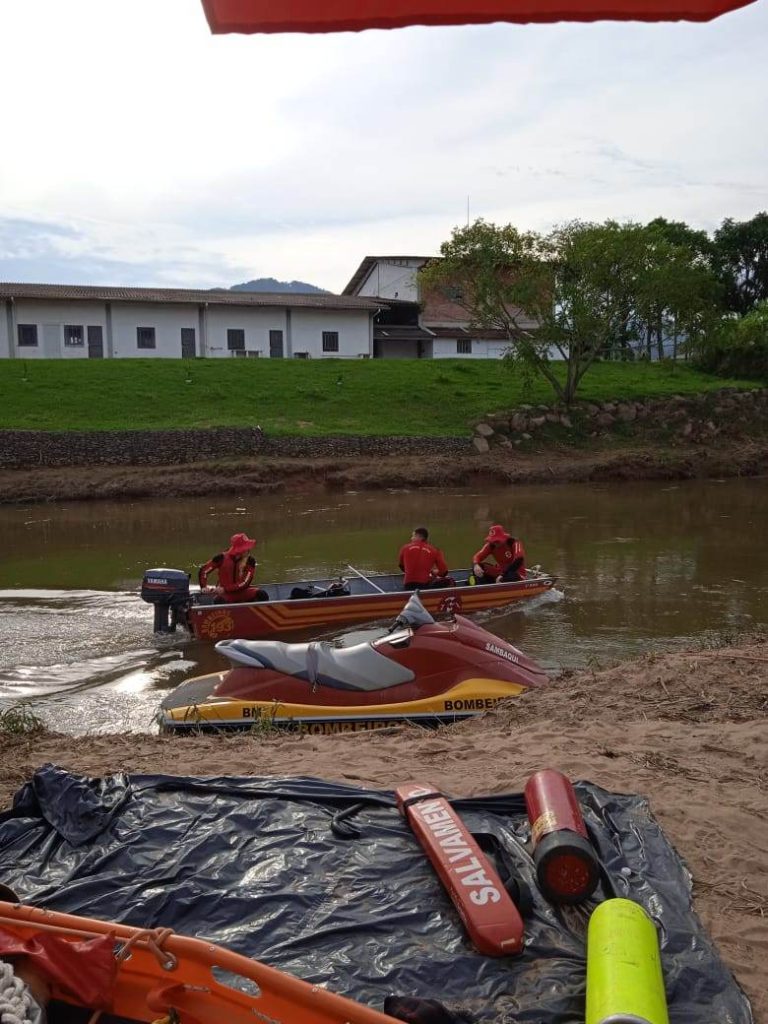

0,358,757,435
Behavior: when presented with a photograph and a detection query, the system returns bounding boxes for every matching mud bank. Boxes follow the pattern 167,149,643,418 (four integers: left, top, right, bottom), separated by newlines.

1,438,767,503
2,636,766,1018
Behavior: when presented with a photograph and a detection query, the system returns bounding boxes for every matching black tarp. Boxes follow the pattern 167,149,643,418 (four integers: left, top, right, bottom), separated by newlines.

0,765,752,1024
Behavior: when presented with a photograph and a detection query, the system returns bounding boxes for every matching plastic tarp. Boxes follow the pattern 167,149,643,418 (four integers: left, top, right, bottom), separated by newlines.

0,765,752,1024
200,0,756,33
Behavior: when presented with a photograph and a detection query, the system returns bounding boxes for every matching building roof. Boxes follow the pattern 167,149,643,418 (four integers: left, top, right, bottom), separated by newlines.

374,325,512,342
374,325,436,341
342,256,433,296
0,282,384,312
429,326,510,340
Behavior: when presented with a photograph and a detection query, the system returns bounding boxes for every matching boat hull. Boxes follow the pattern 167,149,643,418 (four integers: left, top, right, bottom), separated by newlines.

161,676,528,733
188,574,556,641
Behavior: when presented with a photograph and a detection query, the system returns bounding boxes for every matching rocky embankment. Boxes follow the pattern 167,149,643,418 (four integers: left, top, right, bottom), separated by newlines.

471,386,768,450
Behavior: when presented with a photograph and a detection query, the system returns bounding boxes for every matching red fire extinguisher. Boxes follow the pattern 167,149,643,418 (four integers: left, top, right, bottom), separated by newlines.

524,769,600,904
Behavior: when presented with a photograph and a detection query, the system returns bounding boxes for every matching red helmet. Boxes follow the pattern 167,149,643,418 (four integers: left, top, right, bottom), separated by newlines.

485,524,510,544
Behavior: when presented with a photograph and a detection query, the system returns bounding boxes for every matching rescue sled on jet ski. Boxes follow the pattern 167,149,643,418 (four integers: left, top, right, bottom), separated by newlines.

159,593,548,733
142,565,557,641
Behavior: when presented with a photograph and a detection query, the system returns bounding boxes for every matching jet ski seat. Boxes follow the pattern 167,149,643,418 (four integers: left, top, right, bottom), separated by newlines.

216,638,415,691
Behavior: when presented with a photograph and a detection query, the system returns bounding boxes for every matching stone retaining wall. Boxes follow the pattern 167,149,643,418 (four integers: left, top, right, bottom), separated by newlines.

471,387,768,450
0,427,472,469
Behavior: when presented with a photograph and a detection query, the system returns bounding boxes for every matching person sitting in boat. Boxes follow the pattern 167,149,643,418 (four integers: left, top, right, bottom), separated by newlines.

398,527,450,590
198,532,269,604
472,524,527,584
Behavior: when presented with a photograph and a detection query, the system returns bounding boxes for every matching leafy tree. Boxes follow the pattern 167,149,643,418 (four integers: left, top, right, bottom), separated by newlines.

633,220,721,361
421,218,720,405
696,300,768,379
713,212,768,315
646,217,712,259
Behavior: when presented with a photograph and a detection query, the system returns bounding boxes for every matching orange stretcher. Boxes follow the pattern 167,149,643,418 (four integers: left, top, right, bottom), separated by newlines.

0,899,400,1024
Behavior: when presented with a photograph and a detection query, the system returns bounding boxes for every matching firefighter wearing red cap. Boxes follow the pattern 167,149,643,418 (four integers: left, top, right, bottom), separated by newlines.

472,525,527,584
198,533,269,603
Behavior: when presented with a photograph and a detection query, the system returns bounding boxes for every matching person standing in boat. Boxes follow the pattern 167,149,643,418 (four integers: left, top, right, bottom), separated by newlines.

398,527,450,590
198,532,269,603
472,525,527,584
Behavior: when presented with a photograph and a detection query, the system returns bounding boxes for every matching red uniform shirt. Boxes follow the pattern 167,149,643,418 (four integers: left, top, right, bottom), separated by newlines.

398,540,449,585
472,537,526,578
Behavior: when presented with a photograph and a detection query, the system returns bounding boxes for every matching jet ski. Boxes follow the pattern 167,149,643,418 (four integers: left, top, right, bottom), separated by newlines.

160,593,548,733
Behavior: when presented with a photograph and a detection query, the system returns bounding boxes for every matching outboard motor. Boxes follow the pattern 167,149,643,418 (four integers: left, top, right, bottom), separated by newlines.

141,568,191,633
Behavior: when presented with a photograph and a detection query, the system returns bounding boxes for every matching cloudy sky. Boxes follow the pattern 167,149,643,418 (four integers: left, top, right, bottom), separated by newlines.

1,0,765,292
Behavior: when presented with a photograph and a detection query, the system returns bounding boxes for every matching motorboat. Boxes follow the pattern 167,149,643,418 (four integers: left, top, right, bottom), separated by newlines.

141,565,557,641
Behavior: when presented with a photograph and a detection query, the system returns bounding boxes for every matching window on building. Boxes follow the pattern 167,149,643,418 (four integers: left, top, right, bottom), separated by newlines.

456,338,472,354
17,324,38,347
322,331,339,353
227,329,246,351
445,286,464,303
137,327,156,349
64,325,84,347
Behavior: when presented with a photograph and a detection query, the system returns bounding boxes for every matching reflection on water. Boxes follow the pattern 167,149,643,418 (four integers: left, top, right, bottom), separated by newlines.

0,479,766,733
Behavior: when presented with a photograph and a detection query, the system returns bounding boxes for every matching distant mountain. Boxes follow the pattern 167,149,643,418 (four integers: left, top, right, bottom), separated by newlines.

228,278,330,294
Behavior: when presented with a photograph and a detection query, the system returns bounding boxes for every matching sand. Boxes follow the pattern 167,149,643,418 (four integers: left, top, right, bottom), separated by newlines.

2,637,766,1021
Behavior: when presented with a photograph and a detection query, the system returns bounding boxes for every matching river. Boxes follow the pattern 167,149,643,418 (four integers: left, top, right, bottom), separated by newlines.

0,478,766,733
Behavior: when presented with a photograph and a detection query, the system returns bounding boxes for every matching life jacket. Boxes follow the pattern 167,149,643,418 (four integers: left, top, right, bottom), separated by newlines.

199,554,256,594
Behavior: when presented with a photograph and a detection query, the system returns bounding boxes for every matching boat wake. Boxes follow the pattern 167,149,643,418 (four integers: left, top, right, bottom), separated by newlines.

0,589,206,733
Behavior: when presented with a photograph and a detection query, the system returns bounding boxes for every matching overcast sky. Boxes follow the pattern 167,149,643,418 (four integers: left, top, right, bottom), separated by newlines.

0,0,765,292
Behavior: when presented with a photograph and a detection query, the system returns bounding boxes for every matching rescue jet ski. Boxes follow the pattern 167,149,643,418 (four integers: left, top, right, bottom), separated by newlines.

160,593,548,733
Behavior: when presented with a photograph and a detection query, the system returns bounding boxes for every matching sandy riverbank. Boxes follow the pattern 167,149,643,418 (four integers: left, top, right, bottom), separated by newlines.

1,438,767,503
2,636,766,1019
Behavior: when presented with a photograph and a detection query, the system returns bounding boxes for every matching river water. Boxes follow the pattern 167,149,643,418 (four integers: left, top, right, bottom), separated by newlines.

0,479,766,733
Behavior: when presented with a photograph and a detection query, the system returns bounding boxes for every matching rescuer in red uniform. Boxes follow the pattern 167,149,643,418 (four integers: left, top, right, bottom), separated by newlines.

398,527,450,590
198,532,269,603
472,524,526,584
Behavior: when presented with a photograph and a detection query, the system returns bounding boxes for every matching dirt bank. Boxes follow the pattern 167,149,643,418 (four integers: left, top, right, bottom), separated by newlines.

1,438,767,503
2,636,766,1019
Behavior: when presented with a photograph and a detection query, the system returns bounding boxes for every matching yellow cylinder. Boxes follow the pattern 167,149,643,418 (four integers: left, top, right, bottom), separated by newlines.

586,898,669,1024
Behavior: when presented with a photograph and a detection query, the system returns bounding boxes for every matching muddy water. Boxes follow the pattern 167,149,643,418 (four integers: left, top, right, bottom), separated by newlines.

1,479,766,733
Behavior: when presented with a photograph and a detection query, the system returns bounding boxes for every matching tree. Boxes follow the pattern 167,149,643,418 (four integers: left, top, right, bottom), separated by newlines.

713,212,768,315
421,218,720,405
641,218,719,359
632,219,721,361
696,300,768,379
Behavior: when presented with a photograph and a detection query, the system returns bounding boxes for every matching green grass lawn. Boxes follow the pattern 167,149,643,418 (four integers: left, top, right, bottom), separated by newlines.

0,358,758,435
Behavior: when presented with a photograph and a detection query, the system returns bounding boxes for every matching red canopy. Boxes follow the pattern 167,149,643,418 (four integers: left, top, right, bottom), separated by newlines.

201,0,755,33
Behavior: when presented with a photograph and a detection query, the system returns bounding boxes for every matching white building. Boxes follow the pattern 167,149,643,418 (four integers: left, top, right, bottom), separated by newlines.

0,283,380,360
343,256,539,359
